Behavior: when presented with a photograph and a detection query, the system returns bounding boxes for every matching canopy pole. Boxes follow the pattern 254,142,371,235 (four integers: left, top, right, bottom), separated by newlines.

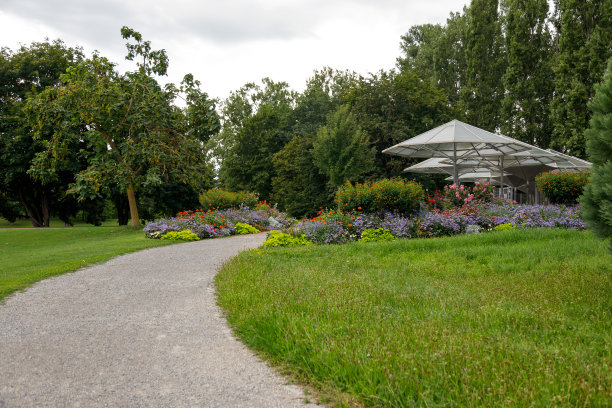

453,142,459,186
500,156,505,200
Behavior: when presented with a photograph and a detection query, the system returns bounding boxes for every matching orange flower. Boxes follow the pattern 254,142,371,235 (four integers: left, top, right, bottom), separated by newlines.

357,206,362,210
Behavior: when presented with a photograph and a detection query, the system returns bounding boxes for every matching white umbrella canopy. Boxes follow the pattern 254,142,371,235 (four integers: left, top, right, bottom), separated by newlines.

383,120,531,185
403,157,491,176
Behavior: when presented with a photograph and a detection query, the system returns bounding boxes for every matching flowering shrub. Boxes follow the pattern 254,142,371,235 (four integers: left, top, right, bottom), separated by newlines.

235,223,259,235
199,189,259,210
261,230,312,248
535,171,590,204
359,228,395,242
160,229,200,241
336,179,424,214
443,181,494,207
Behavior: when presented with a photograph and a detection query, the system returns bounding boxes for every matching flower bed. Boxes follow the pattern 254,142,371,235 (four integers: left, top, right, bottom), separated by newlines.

143,203,291,240
280,203,585,245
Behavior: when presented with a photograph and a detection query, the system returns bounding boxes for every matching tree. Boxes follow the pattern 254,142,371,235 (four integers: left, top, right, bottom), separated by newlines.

0,40,85,227
550,0,612,157
343,69,456,178
271,133,330,217
221,103,292,200
210,78,295,182
397,11,469,105
500,0,554,147
461,0,506,131
26,28,219,226
580,57,612,250
312,105,375,190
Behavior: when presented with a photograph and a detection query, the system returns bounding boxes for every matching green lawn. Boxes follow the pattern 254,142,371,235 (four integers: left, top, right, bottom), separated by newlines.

216,229,612,407
0,227,176,301
0,217,122,228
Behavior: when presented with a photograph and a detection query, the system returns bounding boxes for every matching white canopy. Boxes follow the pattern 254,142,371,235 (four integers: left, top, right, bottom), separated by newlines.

383,120,531,185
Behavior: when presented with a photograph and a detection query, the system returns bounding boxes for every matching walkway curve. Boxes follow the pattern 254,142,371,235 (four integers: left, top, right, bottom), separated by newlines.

0,233,317,407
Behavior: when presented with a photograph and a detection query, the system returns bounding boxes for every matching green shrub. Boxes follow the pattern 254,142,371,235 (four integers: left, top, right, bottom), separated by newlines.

535,171,590,204
160,229,200,241
199,189,259,210
359,228,395,242
336,178,425,214
235,222,259,235
493,222,516,232
261,230,313,248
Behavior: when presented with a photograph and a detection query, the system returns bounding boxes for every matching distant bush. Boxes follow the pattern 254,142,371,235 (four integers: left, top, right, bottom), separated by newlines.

335,179,424,214
199,189,259,210
235,223,259,235
535,171,590,204
359,228,395,242
160,229,200,241
261,230,312,248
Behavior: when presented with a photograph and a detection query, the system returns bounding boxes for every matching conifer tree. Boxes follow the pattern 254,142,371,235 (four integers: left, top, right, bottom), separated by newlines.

580,58,612,250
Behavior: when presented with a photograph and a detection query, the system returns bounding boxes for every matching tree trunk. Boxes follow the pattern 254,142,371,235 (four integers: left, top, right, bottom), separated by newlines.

126,183,140,227
18,189,43,227
42,192,50,227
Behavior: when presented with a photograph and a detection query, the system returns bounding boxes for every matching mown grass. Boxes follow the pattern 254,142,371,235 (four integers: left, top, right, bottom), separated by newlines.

0,228,176,302
216,229,612,407
0,217,121,228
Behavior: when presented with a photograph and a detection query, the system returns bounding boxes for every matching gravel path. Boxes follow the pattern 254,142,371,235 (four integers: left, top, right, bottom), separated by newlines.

0,233,317,407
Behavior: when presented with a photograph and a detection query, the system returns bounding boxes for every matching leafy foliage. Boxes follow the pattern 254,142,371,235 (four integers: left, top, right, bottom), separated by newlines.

500,0,553,147
160,229,200,241
0,40,86,226
342,70,456,178
235,223,259,235
25,27,218,226
535,171,590,204
461,0,506,131
550,0,612,157
261,230,312,248
271,133,331,217
359,228,395,242
312,105,375,189
335,179,425,214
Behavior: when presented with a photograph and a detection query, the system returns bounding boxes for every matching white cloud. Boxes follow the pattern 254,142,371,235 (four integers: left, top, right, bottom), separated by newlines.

0,0,468,100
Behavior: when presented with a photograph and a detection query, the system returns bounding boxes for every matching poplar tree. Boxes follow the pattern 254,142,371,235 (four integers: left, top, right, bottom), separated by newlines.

550,0,612,157
500,0,554,147
461,0,506,131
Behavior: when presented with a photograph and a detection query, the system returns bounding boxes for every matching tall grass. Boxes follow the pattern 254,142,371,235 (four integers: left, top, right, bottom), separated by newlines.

217,229,612,407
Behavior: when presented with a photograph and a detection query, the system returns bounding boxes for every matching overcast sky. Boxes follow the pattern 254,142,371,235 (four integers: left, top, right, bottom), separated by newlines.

0,0,468,101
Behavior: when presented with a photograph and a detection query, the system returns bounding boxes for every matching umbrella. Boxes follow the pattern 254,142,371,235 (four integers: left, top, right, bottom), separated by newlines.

383,120,531,185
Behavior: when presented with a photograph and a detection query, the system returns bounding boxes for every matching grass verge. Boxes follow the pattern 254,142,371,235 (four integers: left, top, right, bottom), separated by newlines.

216,229,612,407
0,227,176,302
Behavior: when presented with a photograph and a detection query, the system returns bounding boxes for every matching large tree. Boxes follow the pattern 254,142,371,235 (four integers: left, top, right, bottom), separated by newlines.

312,105,375,190
0,40,85,226
500,0,554,147
26,28,219,226
343,69,456,178
461,0,506,131
221,103,293,200
550,0,612,157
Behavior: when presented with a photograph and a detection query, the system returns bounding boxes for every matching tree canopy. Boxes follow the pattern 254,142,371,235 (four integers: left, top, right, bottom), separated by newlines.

26,27,219,226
